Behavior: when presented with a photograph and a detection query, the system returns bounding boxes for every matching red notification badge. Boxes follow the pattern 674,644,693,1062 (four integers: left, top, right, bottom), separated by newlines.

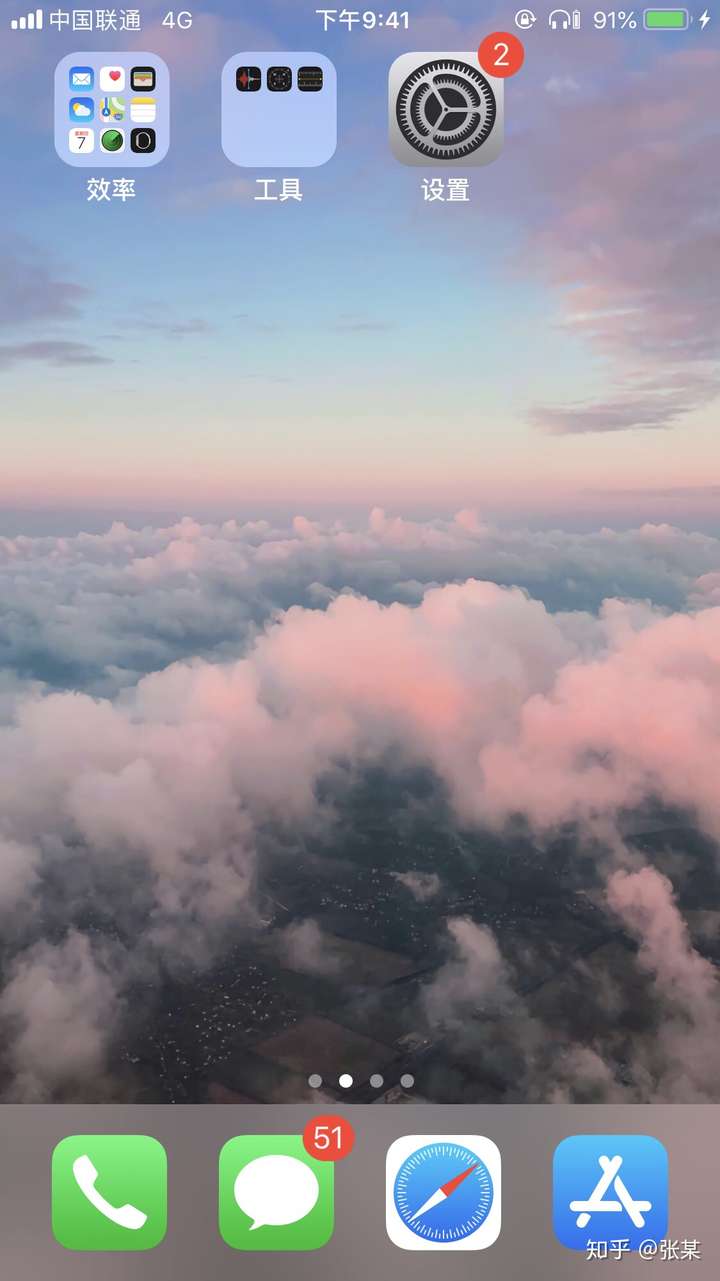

303,1115,356,1162
478,32,525,78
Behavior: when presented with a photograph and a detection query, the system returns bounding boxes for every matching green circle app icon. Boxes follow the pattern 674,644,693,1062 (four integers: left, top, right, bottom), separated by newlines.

219,1135,334,1251
101,128,124,152
52,1134,167,1252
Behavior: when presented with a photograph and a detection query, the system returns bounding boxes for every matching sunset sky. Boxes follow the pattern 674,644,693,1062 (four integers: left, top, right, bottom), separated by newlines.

0,0,717,528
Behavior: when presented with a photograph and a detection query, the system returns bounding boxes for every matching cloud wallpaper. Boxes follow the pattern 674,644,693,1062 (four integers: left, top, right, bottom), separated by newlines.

0,0,719,1103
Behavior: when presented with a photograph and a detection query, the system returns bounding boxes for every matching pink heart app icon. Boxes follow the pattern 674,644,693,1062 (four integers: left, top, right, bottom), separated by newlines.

110,69,121,81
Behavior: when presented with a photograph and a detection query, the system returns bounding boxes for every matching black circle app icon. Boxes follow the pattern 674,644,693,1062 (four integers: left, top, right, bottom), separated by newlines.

131,127,156,154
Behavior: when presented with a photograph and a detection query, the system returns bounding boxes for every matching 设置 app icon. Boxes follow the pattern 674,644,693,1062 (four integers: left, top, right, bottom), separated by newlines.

553,1135,669,1252
389,53,504,167
386,1135,501,1251
218,1135,334,1251
52,1135,167,1252
221,53,337,167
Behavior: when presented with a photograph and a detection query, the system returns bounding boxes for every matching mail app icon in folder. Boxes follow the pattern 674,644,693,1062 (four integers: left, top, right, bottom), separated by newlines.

70,66,94,90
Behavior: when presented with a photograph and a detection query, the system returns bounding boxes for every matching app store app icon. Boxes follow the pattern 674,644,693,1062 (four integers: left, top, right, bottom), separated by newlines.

553,1135,668,1252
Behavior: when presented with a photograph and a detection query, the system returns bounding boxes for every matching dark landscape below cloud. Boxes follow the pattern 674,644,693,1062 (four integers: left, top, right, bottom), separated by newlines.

0,511,719,1103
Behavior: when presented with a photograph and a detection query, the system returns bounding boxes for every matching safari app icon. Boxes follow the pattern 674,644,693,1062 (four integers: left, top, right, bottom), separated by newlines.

219,1134,334,1251
386,1135,501,1251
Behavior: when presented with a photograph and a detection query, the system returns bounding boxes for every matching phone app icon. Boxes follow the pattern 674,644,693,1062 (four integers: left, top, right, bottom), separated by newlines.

68,127,94,154
553,1136,668,1252
100,96,125,122
131,65,155,91
52,1135,167,1251
388,53,504,167
386,1136,502,1251
69,97,94,123
99,65,125,92
101,127,125,153
218,1135,334,1251
69,66,94,90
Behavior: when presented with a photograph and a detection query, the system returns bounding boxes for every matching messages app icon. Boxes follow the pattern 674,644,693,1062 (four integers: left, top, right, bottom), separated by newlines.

52,1134,167,1251
219,1135,334,1251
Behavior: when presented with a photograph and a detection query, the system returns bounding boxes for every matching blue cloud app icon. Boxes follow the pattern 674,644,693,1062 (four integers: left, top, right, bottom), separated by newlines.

69,97,94,123
553,1136,668,1252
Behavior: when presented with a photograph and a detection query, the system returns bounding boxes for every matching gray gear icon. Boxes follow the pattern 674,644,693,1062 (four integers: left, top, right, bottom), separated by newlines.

396,58,496,161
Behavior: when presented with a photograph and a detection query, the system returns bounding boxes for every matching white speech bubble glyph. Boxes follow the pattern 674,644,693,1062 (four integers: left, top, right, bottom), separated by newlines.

234,1154,319,1231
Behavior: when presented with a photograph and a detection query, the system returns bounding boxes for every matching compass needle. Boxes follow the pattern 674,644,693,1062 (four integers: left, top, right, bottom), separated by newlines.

410,1162,480,1221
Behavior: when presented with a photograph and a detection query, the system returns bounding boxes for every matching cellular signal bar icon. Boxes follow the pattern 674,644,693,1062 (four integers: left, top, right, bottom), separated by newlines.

10,7,43,28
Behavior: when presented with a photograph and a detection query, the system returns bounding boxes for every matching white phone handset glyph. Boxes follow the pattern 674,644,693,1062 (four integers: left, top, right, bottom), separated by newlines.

72,1154,148,1231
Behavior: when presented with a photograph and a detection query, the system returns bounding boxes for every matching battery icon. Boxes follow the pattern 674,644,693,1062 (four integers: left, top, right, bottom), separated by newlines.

643,7,690,27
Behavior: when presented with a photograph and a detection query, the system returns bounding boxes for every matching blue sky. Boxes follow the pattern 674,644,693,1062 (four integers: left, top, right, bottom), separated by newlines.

1,0,718,527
